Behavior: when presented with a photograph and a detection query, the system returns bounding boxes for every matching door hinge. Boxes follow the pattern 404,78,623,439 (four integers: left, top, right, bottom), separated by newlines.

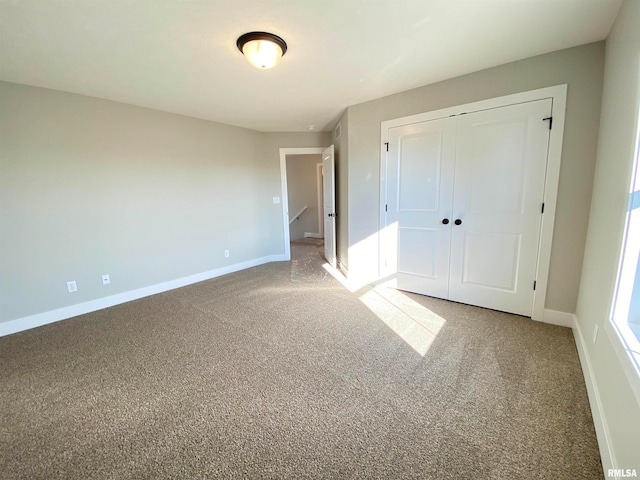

533,280,537,291
384,142,389,151
543,116,553,130
541,203,545,214
385,204,388,212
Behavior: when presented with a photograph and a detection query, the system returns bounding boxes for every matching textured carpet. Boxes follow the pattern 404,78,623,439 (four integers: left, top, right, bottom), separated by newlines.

0,243,602,479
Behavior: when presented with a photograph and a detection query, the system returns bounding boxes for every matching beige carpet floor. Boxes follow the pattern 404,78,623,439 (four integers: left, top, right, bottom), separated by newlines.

0,243,602,479
290,237,324,246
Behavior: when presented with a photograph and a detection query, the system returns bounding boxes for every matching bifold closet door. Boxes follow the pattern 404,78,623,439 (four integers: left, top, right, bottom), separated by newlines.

385,117,456,299
448,99,552,316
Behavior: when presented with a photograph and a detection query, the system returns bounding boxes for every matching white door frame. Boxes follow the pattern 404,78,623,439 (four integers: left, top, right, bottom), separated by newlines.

279,147,326,261
380,85,567,321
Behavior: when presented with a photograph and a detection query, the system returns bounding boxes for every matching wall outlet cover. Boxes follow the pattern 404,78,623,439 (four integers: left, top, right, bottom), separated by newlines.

66,281,77,293
102,274,110,285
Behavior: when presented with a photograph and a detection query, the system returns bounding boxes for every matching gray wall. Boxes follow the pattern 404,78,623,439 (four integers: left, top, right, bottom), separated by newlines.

343,42,605,313
0,82,328,323
575,0,640,470
286,154,321,241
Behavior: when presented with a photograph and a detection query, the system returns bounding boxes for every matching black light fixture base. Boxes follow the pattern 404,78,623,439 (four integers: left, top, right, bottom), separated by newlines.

236,32,288,56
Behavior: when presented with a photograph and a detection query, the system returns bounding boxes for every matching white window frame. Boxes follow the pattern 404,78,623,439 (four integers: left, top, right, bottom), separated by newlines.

608,113,640,403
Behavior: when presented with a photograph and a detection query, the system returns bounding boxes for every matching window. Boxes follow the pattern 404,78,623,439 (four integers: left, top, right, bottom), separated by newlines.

611,118,640,380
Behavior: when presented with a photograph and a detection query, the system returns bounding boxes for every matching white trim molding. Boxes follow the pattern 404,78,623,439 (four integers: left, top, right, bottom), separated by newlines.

0,254,287,338
540,309,575,328
379,85,568,322
573,315,617,474
338,260,349,280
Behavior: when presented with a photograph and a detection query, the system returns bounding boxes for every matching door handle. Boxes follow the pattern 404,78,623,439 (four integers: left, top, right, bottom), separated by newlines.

442,218,450,225
454,219,462,225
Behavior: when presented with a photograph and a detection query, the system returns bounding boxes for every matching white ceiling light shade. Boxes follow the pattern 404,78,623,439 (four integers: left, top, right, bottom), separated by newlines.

237,32,287,69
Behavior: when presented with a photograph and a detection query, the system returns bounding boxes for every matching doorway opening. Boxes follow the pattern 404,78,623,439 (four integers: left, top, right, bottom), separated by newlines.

285,153,324,242
278,146,336,266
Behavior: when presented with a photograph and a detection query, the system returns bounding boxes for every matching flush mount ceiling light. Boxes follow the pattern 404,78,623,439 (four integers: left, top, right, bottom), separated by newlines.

237,31,287,69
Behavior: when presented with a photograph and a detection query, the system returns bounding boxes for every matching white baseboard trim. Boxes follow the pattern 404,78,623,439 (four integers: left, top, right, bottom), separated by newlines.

573,315,616,473
540,309,575,327
304,232,323,239
0,254,288,338
338,260,349,279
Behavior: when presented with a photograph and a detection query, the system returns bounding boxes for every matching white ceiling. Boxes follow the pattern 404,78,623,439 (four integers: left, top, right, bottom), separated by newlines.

0,0,623,132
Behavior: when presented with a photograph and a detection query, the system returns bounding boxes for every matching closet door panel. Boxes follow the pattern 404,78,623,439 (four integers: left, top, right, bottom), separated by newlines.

462,231,521,291
383,118,456,299
448,99,552,316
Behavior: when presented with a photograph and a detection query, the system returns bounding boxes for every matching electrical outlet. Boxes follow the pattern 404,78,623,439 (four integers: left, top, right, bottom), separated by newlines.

224,250,230,258
273,196,280,204
592,324,599,344
66,281,77,293
102,274,110,285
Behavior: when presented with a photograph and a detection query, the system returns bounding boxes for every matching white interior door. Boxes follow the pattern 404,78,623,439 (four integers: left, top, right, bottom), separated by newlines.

448,99,552,316
384,118,456,298
382,99,552,317
322,145,337,268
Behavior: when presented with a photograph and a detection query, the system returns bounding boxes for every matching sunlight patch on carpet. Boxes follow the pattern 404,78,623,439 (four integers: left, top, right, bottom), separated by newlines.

322,260,445,356
358,286,446,357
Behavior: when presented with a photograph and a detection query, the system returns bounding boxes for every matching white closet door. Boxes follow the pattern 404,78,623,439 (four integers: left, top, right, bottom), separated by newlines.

448,99,552,316
384,118,456,299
